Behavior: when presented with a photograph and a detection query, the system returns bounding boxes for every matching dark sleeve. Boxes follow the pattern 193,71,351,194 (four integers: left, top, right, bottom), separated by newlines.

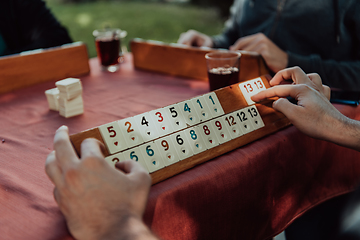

287,2,360,91
211,0,243,49
5,0,72,55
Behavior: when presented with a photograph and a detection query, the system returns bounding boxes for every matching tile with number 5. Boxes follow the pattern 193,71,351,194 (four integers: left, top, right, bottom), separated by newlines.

163,104,187,132
99,122,128,154
122,147,149,172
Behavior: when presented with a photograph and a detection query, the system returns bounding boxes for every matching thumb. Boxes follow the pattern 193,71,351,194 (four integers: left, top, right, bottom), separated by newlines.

272,98,297,118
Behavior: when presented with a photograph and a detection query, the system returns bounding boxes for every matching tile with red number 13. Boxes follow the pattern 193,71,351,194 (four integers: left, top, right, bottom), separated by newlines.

239,77,266,105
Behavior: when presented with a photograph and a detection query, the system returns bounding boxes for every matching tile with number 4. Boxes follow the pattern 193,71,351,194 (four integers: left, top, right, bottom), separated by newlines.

154,135,180,166
169,131,194,160
177,100,201,126
234,108,255,134
137,142,165,173
209,118,232,144
182,127,207,155
149,108,174,137
122,147,149,173
105,152,124,167
197,122,220,149
239,77,266,105
223,113,244,139
117,118,144,148
133,112,160,142
163,104,187,132
245,106,265,130
99,122,128,154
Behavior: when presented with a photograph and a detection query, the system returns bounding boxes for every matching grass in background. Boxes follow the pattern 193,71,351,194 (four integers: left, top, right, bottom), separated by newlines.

45,0,224,58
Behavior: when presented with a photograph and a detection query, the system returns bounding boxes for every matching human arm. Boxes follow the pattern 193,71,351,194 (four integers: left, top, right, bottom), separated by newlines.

229,33,288,73
251,67,360,152
45,126,159,240
177,29,214,47
2,0,72,55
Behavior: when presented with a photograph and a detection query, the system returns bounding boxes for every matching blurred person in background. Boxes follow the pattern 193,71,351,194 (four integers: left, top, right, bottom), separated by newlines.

178,0,360,91
0,0,72,57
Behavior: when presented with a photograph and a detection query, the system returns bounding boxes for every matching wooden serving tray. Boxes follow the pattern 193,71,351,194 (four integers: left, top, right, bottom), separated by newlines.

130,39,270,81
70,75,290,185
0,42,90,95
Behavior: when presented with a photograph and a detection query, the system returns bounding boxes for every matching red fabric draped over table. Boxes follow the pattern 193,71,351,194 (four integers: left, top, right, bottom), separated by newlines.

1,55,360,240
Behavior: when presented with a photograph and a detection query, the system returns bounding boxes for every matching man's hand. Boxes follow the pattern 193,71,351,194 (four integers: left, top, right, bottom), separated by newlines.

230,33,288,73
45,126,157,240
177,29,213,47
251,67,360,151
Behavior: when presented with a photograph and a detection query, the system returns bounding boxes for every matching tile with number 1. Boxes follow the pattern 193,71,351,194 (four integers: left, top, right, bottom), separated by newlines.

201,92,225,118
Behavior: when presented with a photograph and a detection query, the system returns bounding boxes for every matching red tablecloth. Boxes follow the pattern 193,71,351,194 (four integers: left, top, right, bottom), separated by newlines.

1,55,360,240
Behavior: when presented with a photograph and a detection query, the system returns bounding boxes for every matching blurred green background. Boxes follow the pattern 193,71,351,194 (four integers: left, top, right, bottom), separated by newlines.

45,0,229,58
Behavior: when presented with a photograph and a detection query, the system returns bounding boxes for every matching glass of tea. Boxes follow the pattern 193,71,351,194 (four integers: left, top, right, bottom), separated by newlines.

205,51,241,91
93,28,127,72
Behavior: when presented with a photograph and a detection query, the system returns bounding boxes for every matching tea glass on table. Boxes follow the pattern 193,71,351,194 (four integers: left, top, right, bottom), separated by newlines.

92,28,127,73
205,51,241,91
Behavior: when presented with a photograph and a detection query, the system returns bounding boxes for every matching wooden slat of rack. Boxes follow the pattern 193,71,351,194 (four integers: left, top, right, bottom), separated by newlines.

69,76,291,185
0,43,90,95
130,39,270,82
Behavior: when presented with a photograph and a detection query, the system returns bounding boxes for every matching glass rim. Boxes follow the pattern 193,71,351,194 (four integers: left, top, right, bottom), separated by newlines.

205,50,241,60
92,28,127,38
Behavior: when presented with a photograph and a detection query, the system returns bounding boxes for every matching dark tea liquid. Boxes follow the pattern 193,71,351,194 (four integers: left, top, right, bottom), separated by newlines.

208,67,239,91
95,38,120,66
